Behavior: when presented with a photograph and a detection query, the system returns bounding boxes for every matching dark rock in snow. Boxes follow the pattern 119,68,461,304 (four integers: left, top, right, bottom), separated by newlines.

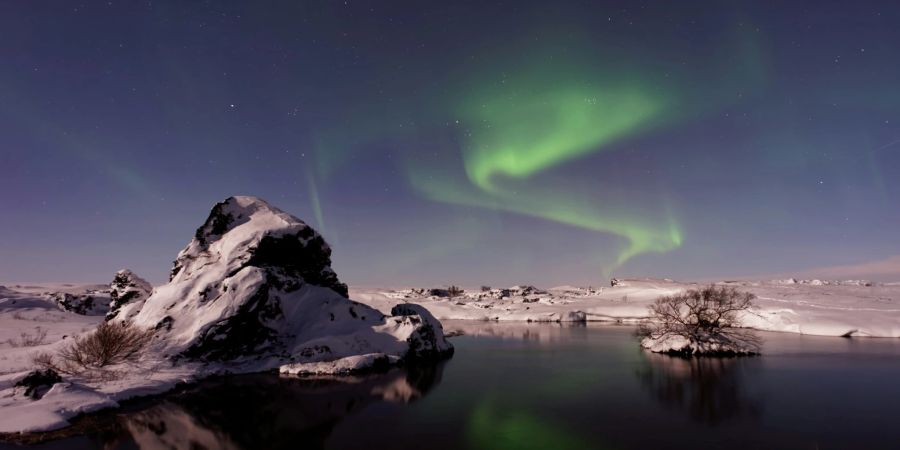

15,369,62,400
51,292,109,316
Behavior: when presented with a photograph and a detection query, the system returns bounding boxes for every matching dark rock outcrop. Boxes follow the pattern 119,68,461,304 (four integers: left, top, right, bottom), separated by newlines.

106,270,152,321
15,369,62,400
51,292,108,316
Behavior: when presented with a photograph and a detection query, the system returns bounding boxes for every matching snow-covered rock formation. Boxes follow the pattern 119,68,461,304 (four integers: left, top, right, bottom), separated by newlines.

106,269,152,320
49,292,109,316
111,196,452,371
46,270,151,318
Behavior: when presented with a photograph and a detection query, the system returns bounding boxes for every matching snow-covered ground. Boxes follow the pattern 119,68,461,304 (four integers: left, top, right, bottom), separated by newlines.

0,283,197,433
351,279,900,338
0,285,104,378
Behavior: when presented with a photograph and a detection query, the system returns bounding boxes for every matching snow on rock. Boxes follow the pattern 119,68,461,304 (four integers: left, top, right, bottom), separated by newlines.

107,269,152,320
112,196,452,369
49,291,110,316
389,303,453,359
167,195,347,296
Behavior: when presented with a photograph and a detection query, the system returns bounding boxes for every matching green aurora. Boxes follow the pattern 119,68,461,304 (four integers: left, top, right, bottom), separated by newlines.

309,25,767,275
467,400,605,450
411,69,683,269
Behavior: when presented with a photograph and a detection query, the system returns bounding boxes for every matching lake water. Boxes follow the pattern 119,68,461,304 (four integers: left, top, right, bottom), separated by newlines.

13,322,900,450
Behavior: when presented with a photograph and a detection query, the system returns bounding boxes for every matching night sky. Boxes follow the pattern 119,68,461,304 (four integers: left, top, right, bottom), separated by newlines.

3,1,899,286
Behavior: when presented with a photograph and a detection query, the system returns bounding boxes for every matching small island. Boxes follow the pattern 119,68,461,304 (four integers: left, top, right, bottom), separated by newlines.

638,285,761,356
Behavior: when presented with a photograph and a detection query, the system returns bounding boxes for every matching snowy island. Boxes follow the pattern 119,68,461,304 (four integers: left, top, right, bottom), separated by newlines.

1,196,898,436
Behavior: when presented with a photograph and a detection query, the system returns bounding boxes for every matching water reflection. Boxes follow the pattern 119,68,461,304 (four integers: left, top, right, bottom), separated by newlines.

467,400,601,450
442,320,588,344
86,364,445,449
636,353,762,425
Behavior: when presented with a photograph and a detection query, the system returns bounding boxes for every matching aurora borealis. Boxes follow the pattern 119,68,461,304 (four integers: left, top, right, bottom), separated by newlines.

2,1,900,285
410,60,682,269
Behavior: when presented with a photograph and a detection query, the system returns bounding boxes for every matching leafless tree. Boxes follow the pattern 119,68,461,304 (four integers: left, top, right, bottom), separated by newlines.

639,285,761,354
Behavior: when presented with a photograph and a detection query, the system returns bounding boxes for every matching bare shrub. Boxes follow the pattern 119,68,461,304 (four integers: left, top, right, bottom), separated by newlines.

31,351,57,370
5,327,48,347
55,322,153,373
639,285,761,354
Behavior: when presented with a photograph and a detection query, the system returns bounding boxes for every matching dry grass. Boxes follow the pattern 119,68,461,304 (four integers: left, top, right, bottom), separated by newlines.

5,327,47,347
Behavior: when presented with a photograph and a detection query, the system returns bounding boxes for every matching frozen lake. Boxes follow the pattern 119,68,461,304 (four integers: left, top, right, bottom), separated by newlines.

8,322,900,449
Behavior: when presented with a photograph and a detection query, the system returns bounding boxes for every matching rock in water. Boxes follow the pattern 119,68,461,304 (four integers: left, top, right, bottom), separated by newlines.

107,269,153,321
389,304,451,360
111,196,452,373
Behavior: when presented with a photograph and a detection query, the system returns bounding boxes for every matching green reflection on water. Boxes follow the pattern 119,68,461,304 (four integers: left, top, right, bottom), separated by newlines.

466,399,608,450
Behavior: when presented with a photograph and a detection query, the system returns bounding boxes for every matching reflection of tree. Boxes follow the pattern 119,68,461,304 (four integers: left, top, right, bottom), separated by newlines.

84,364,445,449
636,353,761,425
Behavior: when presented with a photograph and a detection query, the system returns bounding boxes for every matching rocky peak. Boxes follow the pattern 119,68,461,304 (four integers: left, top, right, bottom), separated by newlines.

169,196,347,297
112,196,450,371
107,269,153,321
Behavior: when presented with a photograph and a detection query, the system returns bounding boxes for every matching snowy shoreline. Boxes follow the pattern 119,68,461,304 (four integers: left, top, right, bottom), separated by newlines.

350,278,900,339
